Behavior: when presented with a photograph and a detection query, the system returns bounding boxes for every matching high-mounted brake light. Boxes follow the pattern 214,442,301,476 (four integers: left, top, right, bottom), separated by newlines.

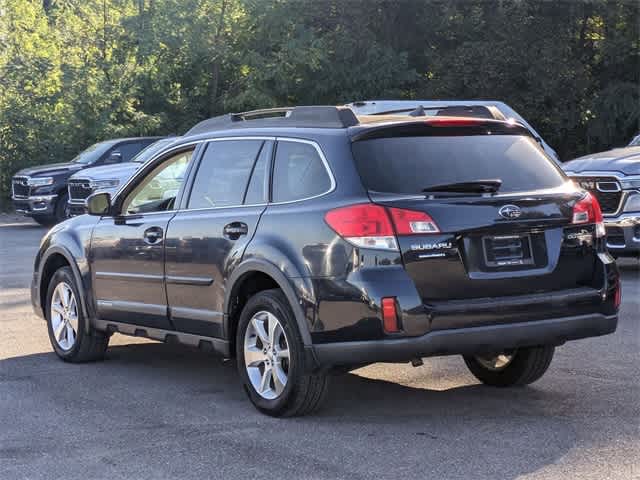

572,192,605,237
324,204,440,250
425,118,485,127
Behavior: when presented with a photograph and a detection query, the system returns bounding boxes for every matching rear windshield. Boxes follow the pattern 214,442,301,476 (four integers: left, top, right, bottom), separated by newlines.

352,135,565,194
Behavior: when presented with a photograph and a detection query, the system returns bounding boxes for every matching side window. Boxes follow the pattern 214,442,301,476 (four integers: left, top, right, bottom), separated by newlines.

244,142,272,205
272,141,331,203
103,149,122,164
119,142,146,162
188,140,263,209
122,150,192,214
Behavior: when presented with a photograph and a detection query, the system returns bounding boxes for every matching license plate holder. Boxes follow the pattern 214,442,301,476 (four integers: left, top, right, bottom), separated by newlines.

482,234,534,267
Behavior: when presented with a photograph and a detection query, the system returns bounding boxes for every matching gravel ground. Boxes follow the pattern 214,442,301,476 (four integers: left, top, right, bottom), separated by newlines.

1,215,638,480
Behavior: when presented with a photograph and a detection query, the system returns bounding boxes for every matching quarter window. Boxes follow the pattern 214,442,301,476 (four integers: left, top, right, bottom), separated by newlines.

272,141,331,203
188,140,264,209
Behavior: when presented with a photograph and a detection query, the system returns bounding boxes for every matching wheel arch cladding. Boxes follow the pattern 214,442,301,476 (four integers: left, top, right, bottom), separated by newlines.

225,259,314,353
39,248,89,327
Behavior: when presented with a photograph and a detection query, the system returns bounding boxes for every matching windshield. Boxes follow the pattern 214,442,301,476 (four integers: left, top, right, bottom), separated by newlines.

629,134,640,147
71,141,116,164
352,135,566,194
132,138,174,163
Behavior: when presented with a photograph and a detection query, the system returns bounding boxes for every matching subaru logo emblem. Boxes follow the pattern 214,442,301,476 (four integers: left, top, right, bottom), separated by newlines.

499,205,522,219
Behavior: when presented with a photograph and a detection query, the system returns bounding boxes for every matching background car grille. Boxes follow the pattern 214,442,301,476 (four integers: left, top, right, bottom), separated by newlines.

11,177,30,198
68,180,93,201
605,226,625,247
569,176,623,215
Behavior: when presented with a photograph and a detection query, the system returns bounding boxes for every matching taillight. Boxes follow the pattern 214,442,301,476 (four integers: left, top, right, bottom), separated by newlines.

324,204,397,250
324,204,441,250
572,192,605,238
572,192,602,223
388,207,440,235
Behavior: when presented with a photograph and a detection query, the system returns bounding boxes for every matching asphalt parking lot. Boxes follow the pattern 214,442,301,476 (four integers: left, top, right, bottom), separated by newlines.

0,215,638,480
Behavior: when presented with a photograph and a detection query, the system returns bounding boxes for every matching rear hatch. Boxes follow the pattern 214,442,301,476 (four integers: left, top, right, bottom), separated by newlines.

351,121,596,302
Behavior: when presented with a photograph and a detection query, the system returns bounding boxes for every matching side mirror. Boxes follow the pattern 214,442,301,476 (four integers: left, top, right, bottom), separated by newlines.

105,152,122,164
86,192,111,216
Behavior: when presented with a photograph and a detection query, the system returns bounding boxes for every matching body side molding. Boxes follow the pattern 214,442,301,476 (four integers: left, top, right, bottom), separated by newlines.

93,319,230,357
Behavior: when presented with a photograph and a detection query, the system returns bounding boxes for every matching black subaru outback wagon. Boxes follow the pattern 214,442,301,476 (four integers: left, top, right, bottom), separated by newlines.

31,106,620,416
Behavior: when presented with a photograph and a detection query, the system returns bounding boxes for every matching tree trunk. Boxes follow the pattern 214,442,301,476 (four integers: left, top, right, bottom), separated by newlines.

209,0,228,116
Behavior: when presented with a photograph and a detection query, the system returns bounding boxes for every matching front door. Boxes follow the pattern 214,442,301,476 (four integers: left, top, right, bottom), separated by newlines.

165,139,272,337
91,148,194,329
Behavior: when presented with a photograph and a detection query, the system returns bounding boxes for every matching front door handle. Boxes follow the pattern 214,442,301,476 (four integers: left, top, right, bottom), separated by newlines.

223,222,248,240
143,226,164,245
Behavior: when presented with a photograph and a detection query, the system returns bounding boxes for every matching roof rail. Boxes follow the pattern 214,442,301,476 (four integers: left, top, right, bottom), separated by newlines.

364,104,495,119
229,107,292,121
185,106,359,136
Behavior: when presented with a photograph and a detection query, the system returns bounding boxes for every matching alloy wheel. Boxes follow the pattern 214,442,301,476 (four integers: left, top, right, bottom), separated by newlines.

50,282,79,351
244,310,290,400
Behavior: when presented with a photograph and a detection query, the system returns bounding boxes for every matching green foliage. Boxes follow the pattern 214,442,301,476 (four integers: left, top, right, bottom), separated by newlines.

0,0,638,203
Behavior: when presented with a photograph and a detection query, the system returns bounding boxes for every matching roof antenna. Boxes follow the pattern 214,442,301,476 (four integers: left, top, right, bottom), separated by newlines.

408,105,426,117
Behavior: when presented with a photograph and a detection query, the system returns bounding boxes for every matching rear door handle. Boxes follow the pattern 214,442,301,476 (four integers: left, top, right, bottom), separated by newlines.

223,222,248,240
143,226,164,245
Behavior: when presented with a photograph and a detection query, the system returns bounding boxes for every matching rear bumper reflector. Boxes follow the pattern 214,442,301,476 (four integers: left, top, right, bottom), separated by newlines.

381,297,400,333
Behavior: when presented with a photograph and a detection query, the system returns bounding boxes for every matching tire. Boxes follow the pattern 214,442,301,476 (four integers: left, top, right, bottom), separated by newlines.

463,346,555,387
46,266,109,362
236,289,329,417
53,191,71,223
32,215,56,227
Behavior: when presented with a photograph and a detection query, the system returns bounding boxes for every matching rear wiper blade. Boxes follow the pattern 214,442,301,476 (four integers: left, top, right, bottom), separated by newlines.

421,179,502,194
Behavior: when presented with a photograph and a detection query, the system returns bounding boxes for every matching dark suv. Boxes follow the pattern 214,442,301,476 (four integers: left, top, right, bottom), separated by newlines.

31,107,620,416
11,137,160,225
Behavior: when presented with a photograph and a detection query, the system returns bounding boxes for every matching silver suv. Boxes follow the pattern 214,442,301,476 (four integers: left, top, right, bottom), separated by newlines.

67,137,177,216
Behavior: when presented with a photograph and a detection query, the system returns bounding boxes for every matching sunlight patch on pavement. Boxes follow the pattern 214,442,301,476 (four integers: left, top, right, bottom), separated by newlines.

352,359,476,391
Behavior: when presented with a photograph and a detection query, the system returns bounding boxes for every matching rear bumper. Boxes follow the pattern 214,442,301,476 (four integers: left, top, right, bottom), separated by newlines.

313,313,617,367
12,195,57,216
604,214,640,254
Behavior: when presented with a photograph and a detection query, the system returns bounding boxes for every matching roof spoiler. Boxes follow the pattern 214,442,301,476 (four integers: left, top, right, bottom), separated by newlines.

350,117,532,142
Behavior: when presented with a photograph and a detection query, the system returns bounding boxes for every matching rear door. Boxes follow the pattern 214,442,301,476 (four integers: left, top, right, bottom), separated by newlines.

351,126,594,302
164,138,271,337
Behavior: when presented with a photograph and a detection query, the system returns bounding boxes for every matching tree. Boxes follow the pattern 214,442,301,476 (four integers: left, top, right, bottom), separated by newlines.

0,0,638,206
